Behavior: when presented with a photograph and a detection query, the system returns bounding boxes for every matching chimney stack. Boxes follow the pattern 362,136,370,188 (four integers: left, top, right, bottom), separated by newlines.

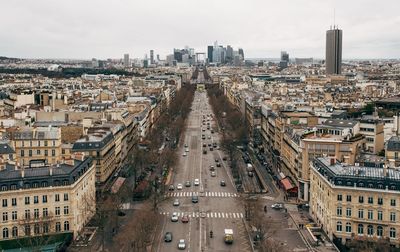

330,157,336,166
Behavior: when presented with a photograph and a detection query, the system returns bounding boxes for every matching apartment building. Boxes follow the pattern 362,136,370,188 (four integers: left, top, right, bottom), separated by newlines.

386,136,400,168
7,127,62,168
359,118,384,154
72,131,116,185
310,157,400,247
0,157,95,243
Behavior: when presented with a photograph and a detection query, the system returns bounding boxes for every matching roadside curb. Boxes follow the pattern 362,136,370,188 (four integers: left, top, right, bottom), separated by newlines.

242,218,256,252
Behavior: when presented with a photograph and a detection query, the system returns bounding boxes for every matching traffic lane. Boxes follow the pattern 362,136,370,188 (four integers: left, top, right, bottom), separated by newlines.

207,218,247,252
158,215,191,252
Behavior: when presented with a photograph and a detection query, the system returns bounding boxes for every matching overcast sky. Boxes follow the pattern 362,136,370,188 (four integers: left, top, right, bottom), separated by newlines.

1,0,399,60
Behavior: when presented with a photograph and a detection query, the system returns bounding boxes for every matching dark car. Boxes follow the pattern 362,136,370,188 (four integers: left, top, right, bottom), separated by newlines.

164,232,173,242
203,150,207,154
223,156,227,161
192,195,199,203
168,184,175,191
220,180,226,187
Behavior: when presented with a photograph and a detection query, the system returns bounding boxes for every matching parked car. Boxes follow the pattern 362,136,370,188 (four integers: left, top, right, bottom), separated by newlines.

168,184,175,191
216,163,221,167
223,156,227,161
210,165,215,171
171,212,179,222
248,171,254,177
272,203,284,209
203,150,207,154
164,232,173,242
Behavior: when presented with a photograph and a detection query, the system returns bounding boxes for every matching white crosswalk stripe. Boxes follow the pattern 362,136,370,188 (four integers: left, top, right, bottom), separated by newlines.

166,191,240,198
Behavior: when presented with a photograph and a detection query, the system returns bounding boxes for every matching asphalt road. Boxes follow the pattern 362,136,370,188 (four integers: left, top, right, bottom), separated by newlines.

154,90,252,252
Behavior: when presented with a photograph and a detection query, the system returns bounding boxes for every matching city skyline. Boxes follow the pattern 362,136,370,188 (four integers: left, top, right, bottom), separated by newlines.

1,0,399,59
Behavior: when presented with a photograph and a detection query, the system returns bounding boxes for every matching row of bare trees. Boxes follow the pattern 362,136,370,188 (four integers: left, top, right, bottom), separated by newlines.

206,84,249,185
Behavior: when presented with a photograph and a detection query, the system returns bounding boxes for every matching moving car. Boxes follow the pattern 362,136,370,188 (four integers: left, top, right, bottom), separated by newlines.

194,178,200,186
178,239,186,250
220,180,226,187
216,163,221,167
182,152,187,157
185,181,191,187
181,215,189,223
185,148,189,152
173,199,180,206
177,184,183,190
203,150,207,154
211,171,216,177
209,165,215,171
248,171,254,177
168,184,175,191
171,212,179,222
164,232,173,242
192,195,199,203
223,156,227,161
184,143,188,148
272,203,284,209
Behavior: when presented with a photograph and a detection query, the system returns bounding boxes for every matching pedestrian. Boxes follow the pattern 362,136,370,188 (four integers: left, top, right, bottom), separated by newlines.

264,205,267,212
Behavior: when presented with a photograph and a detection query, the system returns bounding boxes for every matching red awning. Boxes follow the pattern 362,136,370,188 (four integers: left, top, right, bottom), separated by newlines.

280,177,294,191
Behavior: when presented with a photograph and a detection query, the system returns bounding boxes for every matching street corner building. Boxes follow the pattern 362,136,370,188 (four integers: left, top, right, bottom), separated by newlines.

310,157,400,248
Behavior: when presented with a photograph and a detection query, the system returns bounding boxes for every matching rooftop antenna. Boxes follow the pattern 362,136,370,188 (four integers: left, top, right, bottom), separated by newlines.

333,8,336,29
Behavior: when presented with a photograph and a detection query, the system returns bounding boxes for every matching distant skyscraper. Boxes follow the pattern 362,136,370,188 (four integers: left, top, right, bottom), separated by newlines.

226,45,233,63
281,51,289,62
326,27,342,75
150,50,154,64
156,54,160,62
207,46,213,62
123,53,130,68
238,48,244,60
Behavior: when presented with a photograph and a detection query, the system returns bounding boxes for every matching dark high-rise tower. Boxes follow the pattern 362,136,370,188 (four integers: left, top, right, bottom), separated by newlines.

238,48,244,60
326,27,342,75
150,50,154,64
207,45,213,63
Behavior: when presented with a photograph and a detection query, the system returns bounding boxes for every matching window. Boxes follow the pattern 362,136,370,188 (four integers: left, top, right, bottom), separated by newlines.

64,193,69,201
368,210,373,220
34,224,40,234
3,228,8,238
2,212,8,222
346,195,352,202
55,222,61,232
337,194,342,201
34,196,38,204
359,196,364,203
390,228,396,238
43,223,49,234
29,150,32,157
337,221,342,232
368,197,373,204
358,224,364,235
42,195,47,203
378,197,383,205
36,149,40,155
44,141,48,147
367,225,374,236
377,226,383,237
55,207,60,216
24,210,30,220
11,211,17,221
346,222,352,233
2,199,7,207
44,150,48,156
337,207,342,216
55,194,60,202
52,150,55,156
391,199,396,206
12,226,17,237
24,225,31,236
358,209,364,219
11,198,16,206
346,208,352,217
64,206,69,215
20,150,24,157
378,211,383,221
42,208,48,217
34,209,39,219
64,221,69,231
390,212,396,222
